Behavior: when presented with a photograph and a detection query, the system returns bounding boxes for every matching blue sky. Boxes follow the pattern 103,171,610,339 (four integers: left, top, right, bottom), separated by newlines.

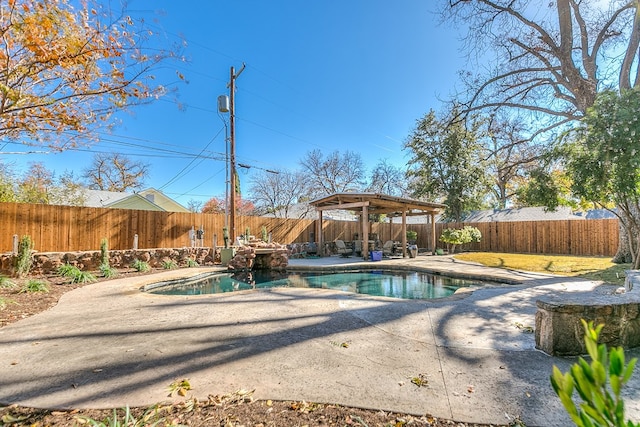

4,1,467,207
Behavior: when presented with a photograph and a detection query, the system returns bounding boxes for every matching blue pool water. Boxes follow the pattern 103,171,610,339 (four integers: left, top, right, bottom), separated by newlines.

148,270,499,300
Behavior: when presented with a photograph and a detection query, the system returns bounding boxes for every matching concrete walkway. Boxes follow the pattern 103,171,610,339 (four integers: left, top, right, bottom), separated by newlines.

0,254,639,426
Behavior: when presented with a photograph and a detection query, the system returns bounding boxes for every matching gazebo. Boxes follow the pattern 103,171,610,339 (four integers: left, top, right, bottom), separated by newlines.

309,192,446,259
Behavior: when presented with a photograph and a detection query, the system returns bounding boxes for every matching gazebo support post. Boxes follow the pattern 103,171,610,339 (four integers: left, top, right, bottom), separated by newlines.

362,204,369,261
317,211,323,256
431,213,436,255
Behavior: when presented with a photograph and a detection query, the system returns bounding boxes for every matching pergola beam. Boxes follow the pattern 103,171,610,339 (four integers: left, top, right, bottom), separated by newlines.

314,201,370,211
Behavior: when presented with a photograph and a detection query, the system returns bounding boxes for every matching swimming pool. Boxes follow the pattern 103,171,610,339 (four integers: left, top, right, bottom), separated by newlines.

146,269,501,300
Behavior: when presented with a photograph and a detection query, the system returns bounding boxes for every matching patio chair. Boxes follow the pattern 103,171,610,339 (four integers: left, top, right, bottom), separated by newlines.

353,240,362,257
335,239,351,257
382,240,395,257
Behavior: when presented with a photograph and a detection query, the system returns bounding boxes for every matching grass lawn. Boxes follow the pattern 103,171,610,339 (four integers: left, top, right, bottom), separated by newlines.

453,252,631,286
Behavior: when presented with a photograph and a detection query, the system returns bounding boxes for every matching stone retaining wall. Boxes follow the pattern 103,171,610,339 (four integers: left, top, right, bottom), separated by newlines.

0,247,218,276
0,243,290,277
535,291,640,356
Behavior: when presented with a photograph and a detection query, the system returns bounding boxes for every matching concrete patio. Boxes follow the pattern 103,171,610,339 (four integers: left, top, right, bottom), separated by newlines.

0,254,638,426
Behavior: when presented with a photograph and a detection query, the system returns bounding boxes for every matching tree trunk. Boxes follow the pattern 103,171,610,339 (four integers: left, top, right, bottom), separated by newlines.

612,203,640,268
613,222,633,264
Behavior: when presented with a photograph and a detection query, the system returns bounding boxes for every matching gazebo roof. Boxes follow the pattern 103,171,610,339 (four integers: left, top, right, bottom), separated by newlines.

308,192,445,216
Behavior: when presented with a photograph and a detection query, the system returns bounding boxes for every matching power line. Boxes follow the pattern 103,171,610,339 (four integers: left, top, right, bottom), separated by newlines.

158,126,225,190
173,166,226,199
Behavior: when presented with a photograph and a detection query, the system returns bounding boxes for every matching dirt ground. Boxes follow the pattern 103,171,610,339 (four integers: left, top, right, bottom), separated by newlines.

0,269,515,427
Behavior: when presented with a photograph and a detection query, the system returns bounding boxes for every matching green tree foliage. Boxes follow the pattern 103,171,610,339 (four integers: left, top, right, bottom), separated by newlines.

404,109,488,221
563,89,640,268
0,162,86,205
514,165,577,209
551,320,638,427
0,163,18,202
439,226,481,254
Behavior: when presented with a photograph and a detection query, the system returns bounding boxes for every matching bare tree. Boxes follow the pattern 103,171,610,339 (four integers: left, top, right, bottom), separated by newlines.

249,169,312,218
480,114,543,209
300,149,366,198
366,160,410,197
443,0,639,127
82,153,149,192
17,162,54,204
186,199,204,213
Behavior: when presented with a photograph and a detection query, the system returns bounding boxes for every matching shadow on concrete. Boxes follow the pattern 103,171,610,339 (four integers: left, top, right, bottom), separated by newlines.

1,260,638,426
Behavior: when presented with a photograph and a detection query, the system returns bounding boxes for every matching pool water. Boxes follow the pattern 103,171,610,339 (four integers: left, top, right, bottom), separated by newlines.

148,270,497,300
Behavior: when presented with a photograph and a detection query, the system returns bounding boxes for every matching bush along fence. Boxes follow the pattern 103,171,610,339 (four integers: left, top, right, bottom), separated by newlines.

0,202,620,257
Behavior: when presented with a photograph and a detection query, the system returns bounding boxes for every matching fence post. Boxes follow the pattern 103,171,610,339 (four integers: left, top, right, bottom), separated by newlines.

133,234,138,250
12,234,18,254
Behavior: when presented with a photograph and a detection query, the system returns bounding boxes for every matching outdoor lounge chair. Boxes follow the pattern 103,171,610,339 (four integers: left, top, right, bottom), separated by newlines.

335,239,351,257
353,240,362,257
382,240,395,257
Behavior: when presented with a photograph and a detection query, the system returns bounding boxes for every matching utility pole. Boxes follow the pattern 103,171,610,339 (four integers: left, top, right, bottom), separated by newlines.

228,63,245,242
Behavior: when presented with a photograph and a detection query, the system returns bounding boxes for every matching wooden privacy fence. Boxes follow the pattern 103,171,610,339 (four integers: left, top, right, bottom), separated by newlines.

434,220,620,256
0,202,620,256
0,203,315,253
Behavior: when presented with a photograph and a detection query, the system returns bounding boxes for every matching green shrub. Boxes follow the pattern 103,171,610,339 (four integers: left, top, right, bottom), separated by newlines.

57,263,97,284
100,238,110,267
75,405,165,427
132,259,151,273
20,280,48,293
15,235,33,278
71,270,97,284
99,264,118,278
0,296,17,311
439,226,482,254
551,319,638,427
161,259,178,270
0,275,16,289
56,263,77,277
186,258,199,268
